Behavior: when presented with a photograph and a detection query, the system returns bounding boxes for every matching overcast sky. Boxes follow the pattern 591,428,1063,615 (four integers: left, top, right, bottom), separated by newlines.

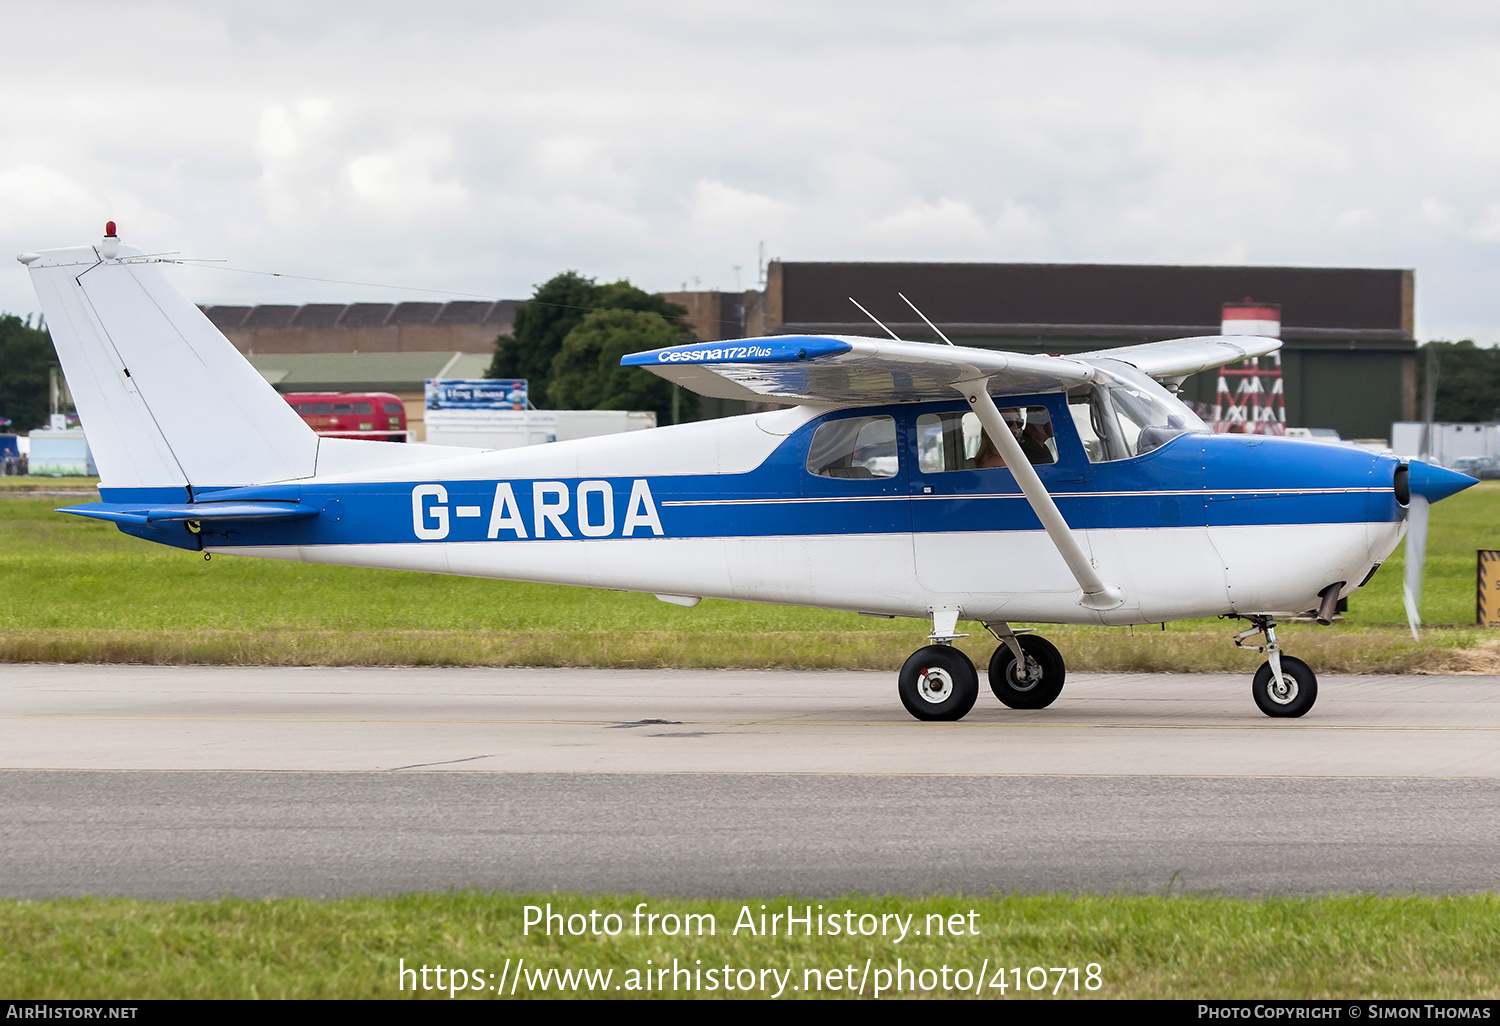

4,1,1500,341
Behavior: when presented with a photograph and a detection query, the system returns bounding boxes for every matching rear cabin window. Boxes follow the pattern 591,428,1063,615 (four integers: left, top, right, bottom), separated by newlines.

916,408,1056,472
807,416,898,479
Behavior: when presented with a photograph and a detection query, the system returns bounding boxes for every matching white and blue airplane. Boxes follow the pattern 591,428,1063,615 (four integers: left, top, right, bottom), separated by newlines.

19,226,1476,721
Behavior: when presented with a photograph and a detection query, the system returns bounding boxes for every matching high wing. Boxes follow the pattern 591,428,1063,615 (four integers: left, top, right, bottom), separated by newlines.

624,333,1280,403
1075,334,1282,390
621,335,1097,404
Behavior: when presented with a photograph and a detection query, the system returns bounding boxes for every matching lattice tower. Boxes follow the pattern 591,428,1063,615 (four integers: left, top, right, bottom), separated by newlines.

1211,351,1286,435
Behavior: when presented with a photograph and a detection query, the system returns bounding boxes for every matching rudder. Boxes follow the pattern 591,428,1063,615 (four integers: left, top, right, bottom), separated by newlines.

22,229,319,495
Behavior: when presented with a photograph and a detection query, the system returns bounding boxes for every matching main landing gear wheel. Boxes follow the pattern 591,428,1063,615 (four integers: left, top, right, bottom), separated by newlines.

988,634,1066,709
898,645,979,722
1252,656,1318,718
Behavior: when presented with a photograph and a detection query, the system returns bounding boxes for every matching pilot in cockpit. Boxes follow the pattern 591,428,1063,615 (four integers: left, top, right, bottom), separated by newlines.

1019,407,1055,464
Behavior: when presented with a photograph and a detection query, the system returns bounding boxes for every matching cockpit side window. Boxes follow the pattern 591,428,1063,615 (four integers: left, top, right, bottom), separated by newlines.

807,415,898,479
916,408,1056,472
1068,395,1116,463
1069,362,1210,462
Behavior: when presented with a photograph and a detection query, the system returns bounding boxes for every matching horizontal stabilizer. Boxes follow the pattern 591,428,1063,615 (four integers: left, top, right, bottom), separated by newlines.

57,501,321,526
623,334,1096,403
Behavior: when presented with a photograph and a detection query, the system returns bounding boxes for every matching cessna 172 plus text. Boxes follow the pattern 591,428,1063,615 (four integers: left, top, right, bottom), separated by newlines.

19,227,1476,722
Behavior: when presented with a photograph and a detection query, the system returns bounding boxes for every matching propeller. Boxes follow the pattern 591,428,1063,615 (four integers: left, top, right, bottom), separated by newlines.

1400,461,1478,640
1402,492,1428,641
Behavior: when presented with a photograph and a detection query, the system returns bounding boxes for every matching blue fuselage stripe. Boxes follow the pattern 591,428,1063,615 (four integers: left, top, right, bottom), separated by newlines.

103,399,1405,550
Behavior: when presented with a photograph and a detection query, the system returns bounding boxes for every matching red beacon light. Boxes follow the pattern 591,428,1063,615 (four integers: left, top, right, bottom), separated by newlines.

104,221,117,237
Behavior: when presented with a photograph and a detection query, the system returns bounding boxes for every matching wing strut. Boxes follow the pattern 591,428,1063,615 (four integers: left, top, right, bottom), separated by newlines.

958,378,1125,611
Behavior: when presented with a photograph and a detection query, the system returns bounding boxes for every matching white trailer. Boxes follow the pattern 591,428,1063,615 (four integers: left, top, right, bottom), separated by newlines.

1390,421,1500,464
424,408,656,450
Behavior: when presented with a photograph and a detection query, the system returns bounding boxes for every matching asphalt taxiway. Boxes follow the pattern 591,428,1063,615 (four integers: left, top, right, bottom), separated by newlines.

3,664,1497,897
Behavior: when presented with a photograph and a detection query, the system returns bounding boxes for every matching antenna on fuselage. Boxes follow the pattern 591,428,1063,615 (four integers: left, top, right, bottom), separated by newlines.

848,297,904,342
898,292,955,346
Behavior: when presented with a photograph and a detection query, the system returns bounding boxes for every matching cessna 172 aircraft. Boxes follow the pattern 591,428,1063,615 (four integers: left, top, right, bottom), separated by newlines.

20,226,1476,722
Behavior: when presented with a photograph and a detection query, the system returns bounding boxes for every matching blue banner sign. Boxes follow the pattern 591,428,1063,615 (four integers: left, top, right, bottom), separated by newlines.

425,378,528,410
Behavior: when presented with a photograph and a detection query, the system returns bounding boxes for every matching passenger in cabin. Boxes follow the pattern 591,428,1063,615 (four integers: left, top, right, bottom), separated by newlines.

974,435,1003,468
975,408,1056,469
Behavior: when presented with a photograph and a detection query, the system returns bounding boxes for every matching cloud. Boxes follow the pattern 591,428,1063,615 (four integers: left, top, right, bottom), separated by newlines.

0,165,108,236
1,1,1500,343
255,100,341,224
687,181,790,235
866,198,990,252
347,133,466,217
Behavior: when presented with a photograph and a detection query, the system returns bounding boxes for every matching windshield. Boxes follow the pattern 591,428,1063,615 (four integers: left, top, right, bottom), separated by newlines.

1075,361,1208,460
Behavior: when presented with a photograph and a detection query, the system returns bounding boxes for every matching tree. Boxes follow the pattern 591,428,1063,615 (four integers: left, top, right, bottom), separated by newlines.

1417,340,1500,422
0,314,58,431
547,308,691,423
487,271,689,406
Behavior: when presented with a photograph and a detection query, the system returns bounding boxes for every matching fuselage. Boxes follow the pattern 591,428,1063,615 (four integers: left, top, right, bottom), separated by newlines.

113,393,1406,627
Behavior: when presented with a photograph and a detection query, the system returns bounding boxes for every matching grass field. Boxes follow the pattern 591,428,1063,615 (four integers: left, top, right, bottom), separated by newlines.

1,892,1496,1000
3,484,1496,1002
2,482,1498,671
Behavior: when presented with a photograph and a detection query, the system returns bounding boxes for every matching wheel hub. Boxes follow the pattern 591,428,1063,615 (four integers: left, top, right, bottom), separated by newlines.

1008,657,1042,692
916,667,954,704
1267,674,1299,704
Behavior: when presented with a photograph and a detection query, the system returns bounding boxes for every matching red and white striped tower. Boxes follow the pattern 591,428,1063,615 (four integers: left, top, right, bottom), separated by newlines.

1212,300,1286,435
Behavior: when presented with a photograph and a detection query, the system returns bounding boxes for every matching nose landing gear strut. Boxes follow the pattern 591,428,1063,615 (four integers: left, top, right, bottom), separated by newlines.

1235,615,1318,717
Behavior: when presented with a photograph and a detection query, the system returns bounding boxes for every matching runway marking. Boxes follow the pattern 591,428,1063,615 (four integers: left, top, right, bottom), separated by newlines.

385,754,493,771
0,767,1495,781
3,714,1499,732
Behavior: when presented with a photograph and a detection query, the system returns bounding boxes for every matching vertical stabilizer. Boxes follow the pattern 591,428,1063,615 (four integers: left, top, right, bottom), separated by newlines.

23,233,319,493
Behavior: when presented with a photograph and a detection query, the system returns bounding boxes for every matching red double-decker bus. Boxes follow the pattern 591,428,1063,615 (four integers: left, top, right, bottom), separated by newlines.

283,392,409,442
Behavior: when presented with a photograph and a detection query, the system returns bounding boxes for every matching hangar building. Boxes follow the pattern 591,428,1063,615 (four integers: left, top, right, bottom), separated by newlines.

672,261,1418,441
203,261,1417,441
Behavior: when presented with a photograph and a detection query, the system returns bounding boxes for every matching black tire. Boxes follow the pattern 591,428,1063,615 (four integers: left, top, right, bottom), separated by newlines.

1252,656,1317,717
988,634,1066,709
898,645,979,721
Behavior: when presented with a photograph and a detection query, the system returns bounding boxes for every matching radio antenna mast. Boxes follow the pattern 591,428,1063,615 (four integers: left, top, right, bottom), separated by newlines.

849,297,903,341
898,292,955,346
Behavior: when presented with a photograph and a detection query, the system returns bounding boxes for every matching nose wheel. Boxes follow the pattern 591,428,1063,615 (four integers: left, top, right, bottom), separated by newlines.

1252,655,1318,717
1237,616,1318,718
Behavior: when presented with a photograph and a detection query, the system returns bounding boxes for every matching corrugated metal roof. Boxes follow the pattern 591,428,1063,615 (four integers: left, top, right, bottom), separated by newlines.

242,305,299,329
389,302,443,326
198,299,525,331
203,306,251,331
291,304,347,329
340,303,395,328
484,299,521,325
435,301,493,325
